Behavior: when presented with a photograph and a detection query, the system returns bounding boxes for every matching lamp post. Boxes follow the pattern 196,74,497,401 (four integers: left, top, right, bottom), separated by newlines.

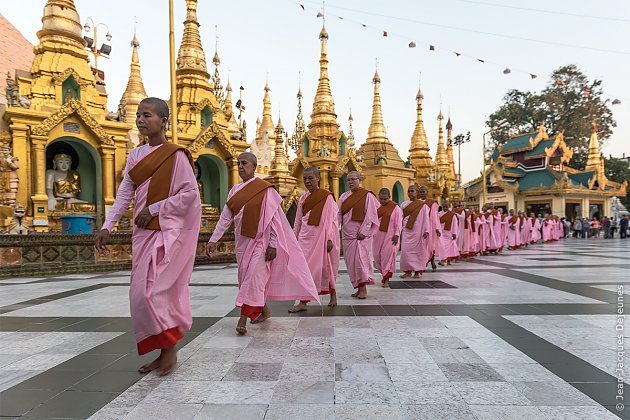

453,131,471,189
82,18,112,71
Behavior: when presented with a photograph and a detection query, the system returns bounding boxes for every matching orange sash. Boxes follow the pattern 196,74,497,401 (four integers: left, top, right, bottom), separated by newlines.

440,211,456,231
377,200,397,232
226,177,273,238
302,188,331,226
340,188,371,223
128,143,193,230
403,199,425,229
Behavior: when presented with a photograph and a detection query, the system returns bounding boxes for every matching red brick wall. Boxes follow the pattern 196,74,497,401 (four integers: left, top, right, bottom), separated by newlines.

0,14,35,100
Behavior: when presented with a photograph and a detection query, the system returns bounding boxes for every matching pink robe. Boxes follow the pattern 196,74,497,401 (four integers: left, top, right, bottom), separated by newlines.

531,218,542,243
462,212,475,257
440,213,460,261
542,219,553,242
210,177,319,308
102,144,201,354
499,215,508,249
427,201,445,261
294,192,340,295
507,217,520,249
521,217,532,245
338,191,380,288
476,215,487,253
372,204,403,278
400,200,431,273
484,211,500,251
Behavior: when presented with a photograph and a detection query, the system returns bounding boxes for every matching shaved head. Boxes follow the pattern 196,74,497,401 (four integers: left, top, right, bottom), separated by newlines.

304,166,320,177
238,152,258,166
379,188,390,196
347,170,362,180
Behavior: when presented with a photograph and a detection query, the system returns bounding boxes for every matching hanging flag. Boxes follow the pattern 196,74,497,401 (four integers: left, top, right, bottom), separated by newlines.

477,58,485,63
530,74,538,79
383,31,388,37
429,45,435,51
338,16,344,20
361,23,367,27
409,41,416,48
503,68,511,74
612,99,621,105
299,4,304,10
454,52,461,56
316,11,323,18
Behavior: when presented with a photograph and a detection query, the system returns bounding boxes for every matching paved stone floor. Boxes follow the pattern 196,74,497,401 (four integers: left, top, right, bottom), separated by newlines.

0,238,628,419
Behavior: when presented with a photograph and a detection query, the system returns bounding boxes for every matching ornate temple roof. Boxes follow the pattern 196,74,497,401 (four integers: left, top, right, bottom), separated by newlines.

408,87,434,180
176,0,209,79
120,32,147,124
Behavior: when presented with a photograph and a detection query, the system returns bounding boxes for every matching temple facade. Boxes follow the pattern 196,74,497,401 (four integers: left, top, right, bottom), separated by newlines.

463,123,627,219
0,0,249,232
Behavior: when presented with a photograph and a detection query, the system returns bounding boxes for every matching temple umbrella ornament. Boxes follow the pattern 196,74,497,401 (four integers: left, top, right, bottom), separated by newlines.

453,131,471,188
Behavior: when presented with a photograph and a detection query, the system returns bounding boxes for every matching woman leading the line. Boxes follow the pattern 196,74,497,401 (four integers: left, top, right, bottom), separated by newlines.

95,97,201,376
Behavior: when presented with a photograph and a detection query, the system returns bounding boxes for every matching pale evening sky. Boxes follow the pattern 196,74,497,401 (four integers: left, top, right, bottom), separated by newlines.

1,0,628,183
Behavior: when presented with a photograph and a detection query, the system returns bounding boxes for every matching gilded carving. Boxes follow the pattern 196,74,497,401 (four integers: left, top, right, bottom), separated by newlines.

188,123,235,156
52,68,92,88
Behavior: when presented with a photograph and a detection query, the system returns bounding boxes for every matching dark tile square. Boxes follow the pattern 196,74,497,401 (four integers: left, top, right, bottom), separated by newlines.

0,388,58,416
51,353,124,372
525,257,571,261
14,370,88,391
223,362,282,381
23,390,118,419
423,280,457,289
387,281,411,289
352,305,387,316
322,305,355,316
403,281,433,289
383,305,417,316
70,370,142,392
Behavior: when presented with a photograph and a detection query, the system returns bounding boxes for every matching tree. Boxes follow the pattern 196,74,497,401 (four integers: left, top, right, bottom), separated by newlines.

486,65,616,169
604,157,630,208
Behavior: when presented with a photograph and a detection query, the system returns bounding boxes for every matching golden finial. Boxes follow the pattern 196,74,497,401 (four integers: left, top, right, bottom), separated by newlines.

408,79,434,179
366,63,388,144
308,23,339,135
38,0,85,48
121,29,147,124
176,0,209,77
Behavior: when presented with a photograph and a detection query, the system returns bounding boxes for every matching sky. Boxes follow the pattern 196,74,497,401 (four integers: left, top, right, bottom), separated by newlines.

1,0,628,183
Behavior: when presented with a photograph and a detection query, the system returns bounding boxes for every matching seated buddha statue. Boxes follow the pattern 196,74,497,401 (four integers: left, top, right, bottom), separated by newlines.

46,153,88,211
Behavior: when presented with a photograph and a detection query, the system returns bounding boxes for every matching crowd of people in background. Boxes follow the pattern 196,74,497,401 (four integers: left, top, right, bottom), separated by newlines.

571,214,629,239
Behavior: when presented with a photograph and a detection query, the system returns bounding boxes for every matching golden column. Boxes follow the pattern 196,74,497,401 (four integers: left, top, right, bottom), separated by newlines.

100,145,116,207
168,0,178,144
331,171,341,200
228,158,239,188
30,135,49,230
10,124,31,208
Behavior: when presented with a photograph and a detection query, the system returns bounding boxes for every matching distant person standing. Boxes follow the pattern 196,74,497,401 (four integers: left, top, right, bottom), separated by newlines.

573,218,582,238
620,215,628,239
603,217,611,239
582,218,590,239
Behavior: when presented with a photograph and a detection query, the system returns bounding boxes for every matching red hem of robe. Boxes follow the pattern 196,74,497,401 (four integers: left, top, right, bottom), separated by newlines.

355,281,372,289
137,327,183,355
241,304,263,320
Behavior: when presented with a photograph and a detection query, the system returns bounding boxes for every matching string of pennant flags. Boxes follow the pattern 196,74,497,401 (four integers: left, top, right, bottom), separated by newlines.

287,0,625,103
295,0,541,79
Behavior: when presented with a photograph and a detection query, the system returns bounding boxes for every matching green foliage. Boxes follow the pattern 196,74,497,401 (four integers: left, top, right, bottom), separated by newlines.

604,157,630,208
487,65,616,169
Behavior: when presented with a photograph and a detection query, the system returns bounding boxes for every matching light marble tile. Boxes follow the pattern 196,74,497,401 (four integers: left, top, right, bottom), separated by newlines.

455,382,532,405
394,382,465,405
271,380,334,404
191,404,267,420
334,381,399,404
537,405,621,420
469,405,548,420
387,362,448,382
335,404,406,420
511,381,599,406
124,402,203,420
335,362,390,382
264,403,334,420
401,404,477,420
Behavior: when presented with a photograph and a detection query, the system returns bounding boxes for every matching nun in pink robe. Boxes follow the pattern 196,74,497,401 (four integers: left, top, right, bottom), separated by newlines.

372,201,403,282
507,214,520,249
102,144,201,355
530,216,542,243
521,216,532,245
483,210,500,252
439,211,461,262
293,191,340,296
542,217,553,242
210,177,320,316
400,200,431,275
338,190,380,288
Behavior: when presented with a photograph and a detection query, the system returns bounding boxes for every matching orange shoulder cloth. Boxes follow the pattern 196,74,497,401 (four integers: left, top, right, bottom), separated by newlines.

403,199,426,229
377,200,397,232
440,210,456,231
128,143,193,230
340,188,371,223
226,177,274,238
302,188,332,227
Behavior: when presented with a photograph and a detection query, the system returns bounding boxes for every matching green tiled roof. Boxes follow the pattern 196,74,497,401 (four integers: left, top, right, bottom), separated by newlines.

524,139,555,158
464,179,482,195
568,171,594,187
501,132,535,152
504,166,526,176
517,169,558,190
490,148,500,162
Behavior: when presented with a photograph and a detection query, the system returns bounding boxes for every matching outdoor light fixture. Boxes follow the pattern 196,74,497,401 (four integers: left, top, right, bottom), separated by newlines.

99,44,111,56
83,36,94,48
82,17,112,70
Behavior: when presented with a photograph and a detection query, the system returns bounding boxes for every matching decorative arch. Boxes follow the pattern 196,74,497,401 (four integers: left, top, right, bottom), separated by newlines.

392,181,404,204
62,76,81,102
200,106,213,127
188,122,235,158
196,154,228,209
52,68,92,88
31,98,114,146
194,98,221,113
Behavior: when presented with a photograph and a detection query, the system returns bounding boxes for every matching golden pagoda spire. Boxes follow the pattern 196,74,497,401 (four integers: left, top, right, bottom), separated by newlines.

176,0,209,79
270,116,289,176
308,24,339,131
256,81,276,144
446,116,456,180
408,87,434,179
585,117,605,178
347,111,355,150
37,0,86,50
435,110,450,180
211,47,224,106
223,79,233,118
290,87,307,152
121,31,148,124
366,68,389,144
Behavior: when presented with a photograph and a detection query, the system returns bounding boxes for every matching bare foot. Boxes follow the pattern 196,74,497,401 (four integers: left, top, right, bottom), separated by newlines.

351,291,359,297
251,305,272,324
328,292,337,307
399,272,412,278
413,271,420,278
356,288,368,299
288,301,308,313
381,279,390,288
138,354,162,374
236,315,248,334
156,347,177,376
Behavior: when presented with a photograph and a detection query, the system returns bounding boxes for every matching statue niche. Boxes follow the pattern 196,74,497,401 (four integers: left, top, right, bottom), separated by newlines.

45,153,91,211
0,141,19,205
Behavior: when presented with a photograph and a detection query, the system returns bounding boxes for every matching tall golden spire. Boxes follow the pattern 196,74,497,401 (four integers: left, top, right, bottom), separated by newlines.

585,117,605,179
121,32,147,124
290,87,307,152
223,79,233,118
211,49,224,105
408,87,434,179
270,117,289,176
435,111,450,180
446,116,456,181
176,0,209,79
256,82,276,144
347,111,355,150
37,0,86,50
366,69,389,144
308,25,339,131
